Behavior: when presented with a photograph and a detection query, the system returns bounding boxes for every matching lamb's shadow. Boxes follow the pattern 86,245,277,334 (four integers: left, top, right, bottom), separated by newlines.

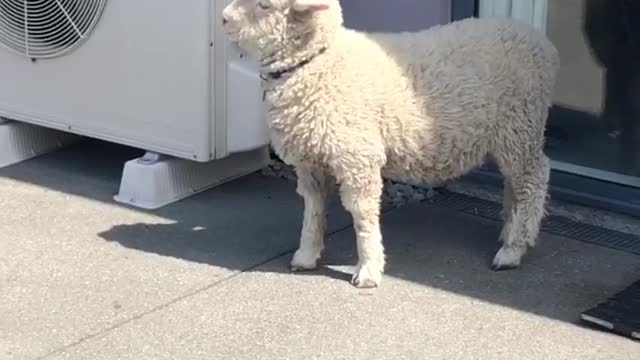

96,177,401,284
98,220,355,284
100,194,640,326
94,167,357,279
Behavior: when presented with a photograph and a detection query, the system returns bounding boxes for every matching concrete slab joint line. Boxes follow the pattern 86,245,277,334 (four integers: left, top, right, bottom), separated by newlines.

34,221,355,360
34,254,285,360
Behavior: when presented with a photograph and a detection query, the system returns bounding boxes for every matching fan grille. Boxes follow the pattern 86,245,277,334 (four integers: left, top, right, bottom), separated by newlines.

0,0,107,59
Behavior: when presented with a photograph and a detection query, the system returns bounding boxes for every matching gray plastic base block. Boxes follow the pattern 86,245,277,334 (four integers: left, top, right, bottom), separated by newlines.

0,119,80,168
114,147,270,209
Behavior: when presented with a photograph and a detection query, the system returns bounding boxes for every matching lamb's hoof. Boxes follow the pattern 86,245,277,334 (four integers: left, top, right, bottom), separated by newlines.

491,245,524,271
490,263,519,271
351,262,383,288
289,264,316,272
289,249,320,272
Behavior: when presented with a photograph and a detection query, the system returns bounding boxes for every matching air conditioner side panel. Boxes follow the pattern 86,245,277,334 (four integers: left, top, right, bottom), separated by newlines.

226,58,270,154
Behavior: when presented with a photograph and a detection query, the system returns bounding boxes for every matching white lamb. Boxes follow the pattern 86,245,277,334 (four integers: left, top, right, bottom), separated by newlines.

222,0,560,288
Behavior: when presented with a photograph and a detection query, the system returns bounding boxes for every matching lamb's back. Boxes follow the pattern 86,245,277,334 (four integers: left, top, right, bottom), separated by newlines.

323,17,559,182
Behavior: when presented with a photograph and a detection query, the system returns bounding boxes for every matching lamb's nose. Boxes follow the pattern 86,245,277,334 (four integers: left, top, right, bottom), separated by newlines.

222,16,229,25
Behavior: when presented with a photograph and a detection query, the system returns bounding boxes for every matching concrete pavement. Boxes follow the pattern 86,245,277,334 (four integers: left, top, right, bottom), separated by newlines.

1,140,639,360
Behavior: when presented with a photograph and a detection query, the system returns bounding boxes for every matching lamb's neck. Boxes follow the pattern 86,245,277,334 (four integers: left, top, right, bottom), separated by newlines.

258,24,344,75
259,45,328,81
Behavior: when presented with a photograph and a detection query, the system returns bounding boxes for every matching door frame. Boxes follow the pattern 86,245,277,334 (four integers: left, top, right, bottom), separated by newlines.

451,0,477,21
477,0,548,31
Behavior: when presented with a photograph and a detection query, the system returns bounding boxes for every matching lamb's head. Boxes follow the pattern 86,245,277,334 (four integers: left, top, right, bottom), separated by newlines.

222,0,342,71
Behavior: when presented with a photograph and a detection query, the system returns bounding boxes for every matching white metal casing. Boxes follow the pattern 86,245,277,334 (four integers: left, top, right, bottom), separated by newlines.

0,0,269,162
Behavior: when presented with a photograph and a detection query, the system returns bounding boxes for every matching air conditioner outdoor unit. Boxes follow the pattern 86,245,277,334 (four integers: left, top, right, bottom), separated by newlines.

0,0,270,209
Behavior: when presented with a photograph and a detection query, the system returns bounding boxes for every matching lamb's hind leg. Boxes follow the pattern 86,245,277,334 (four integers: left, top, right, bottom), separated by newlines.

492,154,550,270
290,166,333,271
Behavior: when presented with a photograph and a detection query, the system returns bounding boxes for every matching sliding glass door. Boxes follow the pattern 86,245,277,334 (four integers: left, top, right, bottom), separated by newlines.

478,0,640,214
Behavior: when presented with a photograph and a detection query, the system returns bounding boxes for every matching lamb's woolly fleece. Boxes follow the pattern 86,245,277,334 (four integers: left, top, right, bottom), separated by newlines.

222,0,560,288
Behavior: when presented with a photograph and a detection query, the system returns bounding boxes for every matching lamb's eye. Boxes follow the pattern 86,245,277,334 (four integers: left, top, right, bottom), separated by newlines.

257,2,270,10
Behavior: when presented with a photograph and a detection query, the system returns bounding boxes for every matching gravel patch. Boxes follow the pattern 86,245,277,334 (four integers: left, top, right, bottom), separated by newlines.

259,156,438,209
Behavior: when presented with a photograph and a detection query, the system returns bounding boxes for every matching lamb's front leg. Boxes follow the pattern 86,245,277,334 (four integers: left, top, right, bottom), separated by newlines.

339,172,385,288
290,166,333,272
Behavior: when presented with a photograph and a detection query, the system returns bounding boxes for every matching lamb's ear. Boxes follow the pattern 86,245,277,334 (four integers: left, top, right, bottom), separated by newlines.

292,0,330,12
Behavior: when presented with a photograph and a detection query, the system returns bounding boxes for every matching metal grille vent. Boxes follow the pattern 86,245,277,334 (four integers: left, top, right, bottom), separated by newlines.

427,189,640,256
0,0,107,59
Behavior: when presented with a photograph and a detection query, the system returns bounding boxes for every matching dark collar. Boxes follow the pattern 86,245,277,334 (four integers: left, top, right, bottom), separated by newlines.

260,47,327,81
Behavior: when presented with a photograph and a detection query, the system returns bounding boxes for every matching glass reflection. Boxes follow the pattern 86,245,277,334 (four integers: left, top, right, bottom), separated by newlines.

545,0,640,177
